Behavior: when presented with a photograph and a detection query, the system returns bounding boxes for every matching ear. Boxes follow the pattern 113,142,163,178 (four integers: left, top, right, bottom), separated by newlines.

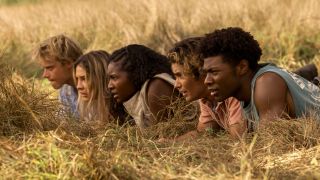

236,59,250,76
64,59,74,69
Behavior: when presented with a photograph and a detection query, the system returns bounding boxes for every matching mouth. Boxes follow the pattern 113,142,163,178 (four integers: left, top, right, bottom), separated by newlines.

79,92,88,97
182,92,187,97
111,92,119,100
208,88,219,96
179,90,187,97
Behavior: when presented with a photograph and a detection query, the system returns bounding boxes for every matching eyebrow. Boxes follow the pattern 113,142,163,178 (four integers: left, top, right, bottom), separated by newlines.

173,71,182,76
44,65,54,68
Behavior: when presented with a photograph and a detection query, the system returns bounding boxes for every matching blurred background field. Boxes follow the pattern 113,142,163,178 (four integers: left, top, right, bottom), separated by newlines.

0,0,319,77
0,0,320,179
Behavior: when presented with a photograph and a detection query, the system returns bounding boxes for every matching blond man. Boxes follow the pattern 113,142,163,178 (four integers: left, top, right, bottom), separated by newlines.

33,35,83,116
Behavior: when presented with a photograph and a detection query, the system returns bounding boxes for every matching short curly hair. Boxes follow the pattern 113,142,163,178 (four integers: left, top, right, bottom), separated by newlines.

168,37,204,80
109,44,173,91
200,27,262,70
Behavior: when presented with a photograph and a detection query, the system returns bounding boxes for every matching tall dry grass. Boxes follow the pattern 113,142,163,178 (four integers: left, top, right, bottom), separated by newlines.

0,0,320,179
0,0,319,76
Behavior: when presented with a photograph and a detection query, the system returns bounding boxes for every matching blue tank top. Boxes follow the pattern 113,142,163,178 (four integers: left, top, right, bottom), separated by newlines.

242,64,320,130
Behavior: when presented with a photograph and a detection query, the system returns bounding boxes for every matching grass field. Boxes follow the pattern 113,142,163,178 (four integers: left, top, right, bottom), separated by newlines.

0,0,320,179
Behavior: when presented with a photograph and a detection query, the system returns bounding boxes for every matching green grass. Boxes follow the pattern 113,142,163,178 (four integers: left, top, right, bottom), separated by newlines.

0,0,40,5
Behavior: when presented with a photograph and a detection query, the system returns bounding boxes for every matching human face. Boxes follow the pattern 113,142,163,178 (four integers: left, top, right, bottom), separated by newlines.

171,63,208,102
75,65,90,101
203,55,241,102
40,59,73,89
107,61,136,103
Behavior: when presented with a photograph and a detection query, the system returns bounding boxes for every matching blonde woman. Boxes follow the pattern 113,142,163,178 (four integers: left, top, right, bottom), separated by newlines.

74,50,128,123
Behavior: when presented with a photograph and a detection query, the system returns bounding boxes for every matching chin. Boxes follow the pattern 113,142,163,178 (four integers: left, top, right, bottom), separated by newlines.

115,98,123,103
186,96,196,102
51,84,62,89
81,96,89,101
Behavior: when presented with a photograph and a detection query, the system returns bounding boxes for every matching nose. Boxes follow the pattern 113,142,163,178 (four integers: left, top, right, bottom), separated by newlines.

42,69,49,78
174,79,181,90
204,73,214,86
77,80,84,90
107,80,114,90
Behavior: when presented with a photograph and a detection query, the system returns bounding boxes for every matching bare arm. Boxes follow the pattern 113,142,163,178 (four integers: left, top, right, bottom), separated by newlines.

254,72,290,127
174,112,222,141
159,100,221,142
147,78,177,124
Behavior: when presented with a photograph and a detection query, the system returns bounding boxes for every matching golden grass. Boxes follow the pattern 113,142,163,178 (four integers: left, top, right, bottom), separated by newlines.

0,0,320,76
0,0,320,179
0,65,319,179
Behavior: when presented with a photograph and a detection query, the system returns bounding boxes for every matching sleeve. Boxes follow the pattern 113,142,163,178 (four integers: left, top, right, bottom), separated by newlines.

58,85,79,118
59,86,67,105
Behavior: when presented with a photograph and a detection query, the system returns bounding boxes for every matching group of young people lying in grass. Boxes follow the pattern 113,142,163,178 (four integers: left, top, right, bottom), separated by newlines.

33,27,320,140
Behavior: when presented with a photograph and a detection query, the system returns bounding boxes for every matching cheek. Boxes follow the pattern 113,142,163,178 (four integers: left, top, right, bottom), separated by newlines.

84,82,89,89
115,80,127,94
215,74,226,83
183,81,193,90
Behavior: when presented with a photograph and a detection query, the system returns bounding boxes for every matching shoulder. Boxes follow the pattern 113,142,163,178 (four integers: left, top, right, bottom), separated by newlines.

59,85,68,98
226,97,240,106
147,77,174,98
255,72,288,93
254,72,288,108
59,85,77,100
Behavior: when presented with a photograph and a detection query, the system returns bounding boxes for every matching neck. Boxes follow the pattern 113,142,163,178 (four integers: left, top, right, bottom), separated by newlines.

66,78,76,89
235,69,257,103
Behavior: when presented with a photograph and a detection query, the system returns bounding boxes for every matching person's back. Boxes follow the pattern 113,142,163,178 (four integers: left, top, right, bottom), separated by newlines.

33,34,83,117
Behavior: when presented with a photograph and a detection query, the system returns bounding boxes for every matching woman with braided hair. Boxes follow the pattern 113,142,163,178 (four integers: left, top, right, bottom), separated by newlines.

107,44,180,129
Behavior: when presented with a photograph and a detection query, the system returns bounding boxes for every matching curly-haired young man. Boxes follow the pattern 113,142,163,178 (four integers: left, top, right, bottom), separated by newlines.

200,27,320,130
168,37,246,139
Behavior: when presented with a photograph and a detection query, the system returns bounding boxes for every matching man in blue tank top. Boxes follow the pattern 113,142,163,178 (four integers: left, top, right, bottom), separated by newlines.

199,27,320,130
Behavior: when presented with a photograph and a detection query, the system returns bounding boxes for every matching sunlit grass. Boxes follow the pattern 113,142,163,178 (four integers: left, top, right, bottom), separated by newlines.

0,0,320,179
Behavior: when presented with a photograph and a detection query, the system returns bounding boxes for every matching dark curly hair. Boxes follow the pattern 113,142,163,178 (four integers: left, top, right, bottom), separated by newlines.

200,27,262,70
109,44,173,91
168,37,204,80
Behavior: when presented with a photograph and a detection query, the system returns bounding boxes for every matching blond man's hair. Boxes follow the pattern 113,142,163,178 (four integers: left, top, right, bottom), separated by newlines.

33,34,83,64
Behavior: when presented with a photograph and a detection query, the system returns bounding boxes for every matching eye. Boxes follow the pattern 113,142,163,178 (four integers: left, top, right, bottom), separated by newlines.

110,75,118,80
212,71,219,76
207,69,219,76
45,66,54,70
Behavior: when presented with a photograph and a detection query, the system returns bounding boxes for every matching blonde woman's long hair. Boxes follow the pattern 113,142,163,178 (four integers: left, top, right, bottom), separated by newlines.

73,50,111,122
